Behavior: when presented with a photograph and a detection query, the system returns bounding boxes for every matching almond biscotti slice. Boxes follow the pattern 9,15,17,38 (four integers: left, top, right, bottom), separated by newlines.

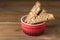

29,1,41,16
35,10,55,23
25,1,41,24
36,13,55,23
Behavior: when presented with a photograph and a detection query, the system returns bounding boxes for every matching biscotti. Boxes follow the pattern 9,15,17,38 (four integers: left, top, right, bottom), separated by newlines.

25,1,55,24
25,1,41,24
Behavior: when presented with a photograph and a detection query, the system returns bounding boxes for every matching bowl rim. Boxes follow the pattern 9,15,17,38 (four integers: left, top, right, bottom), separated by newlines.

21,15,46,26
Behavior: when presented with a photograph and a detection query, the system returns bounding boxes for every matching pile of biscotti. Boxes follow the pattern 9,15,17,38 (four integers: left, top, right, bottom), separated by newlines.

25,1,55,24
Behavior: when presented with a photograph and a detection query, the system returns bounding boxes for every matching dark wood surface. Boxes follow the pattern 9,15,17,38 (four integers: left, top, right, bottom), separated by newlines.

0,1,60,40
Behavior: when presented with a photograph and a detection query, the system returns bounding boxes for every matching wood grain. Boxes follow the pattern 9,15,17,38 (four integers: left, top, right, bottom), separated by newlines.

0,1,60,40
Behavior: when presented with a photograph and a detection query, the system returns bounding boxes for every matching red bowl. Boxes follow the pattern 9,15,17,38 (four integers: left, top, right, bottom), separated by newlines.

21,15,46,36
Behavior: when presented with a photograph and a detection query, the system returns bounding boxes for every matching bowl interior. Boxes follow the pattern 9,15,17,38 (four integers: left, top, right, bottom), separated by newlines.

22,15,26,22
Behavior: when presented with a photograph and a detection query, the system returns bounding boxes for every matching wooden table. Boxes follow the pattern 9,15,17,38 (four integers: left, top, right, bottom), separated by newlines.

0,1,60,40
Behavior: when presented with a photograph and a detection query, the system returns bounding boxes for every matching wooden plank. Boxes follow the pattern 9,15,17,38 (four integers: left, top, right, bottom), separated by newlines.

0,6,60,22
0,1,60,7
0,1,60,22
0,21,59,40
